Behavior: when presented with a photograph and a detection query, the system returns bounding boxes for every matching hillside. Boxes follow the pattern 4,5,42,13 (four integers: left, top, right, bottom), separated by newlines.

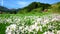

18,2,51,14
48,2,60,13
0,6,9,13
0,6,20,14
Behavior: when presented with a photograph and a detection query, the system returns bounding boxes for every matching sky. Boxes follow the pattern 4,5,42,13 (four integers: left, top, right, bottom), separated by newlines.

0,0,60,9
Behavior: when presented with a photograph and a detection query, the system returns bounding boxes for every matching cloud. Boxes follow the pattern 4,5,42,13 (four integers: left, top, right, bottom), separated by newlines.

17,1,27,5
16,1,29,8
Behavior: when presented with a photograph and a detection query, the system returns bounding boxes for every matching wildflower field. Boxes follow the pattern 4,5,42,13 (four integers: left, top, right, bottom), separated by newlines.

0,13,60,34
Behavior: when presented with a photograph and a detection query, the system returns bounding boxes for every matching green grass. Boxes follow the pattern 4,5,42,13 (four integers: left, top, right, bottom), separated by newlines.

0,23,11,34
0,12,59,34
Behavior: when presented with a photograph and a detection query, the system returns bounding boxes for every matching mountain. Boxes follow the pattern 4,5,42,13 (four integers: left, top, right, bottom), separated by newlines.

0,2,60,14
18,2,51,14
49,2,60,13
0,6,20,14
0,6,9,12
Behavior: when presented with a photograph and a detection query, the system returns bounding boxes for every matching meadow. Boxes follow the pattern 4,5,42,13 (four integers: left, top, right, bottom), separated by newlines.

0,12,60,34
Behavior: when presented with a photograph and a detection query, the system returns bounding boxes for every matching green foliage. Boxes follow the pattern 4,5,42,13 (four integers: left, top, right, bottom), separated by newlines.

37,29,43,34
31,8,43,13
0,23,10,34
18,9,28,14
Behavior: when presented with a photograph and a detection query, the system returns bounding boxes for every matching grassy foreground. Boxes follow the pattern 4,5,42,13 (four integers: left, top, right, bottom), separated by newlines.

0,12,60,34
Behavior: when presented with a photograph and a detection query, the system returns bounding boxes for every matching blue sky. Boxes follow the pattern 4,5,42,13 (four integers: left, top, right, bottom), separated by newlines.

0,0,60,9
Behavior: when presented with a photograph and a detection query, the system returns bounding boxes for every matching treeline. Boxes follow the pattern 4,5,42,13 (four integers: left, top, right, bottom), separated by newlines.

0,2,60,14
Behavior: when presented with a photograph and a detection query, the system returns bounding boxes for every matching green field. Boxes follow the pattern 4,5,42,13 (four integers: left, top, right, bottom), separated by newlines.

0,13,60,34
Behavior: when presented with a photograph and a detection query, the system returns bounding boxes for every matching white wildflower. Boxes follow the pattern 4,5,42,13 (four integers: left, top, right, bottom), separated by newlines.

6,24,17,34
43,31,54,34
57,30,60,34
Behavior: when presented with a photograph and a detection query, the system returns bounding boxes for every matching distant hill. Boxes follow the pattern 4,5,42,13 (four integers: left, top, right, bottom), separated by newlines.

0,6,9,12
49,2,60,13
17,2,51,14
0,6,20,14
